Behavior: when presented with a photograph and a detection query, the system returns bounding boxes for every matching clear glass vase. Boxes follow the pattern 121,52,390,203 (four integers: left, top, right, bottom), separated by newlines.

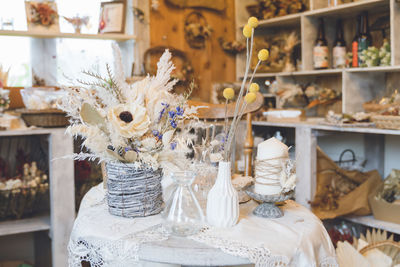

192,145,217,211
162,171,205,237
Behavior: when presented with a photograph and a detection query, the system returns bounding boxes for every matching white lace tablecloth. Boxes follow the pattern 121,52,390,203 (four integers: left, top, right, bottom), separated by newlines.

68,184,338,267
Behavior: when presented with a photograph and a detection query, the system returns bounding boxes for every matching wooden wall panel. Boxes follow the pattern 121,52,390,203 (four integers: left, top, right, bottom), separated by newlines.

149,0,237,101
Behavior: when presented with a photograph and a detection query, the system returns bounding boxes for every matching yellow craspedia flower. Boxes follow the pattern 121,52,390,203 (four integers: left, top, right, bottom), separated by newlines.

244,92,257,104
258,49,269,61
249,83,259,93
243,24,252,38
248,17,259,28
223,87,235,100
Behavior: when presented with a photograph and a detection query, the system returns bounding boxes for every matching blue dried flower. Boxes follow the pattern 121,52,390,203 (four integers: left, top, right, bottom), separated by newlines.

152,130,162,140
170,142,177,150
168,110,176,119
170,120,177,129
176,106,184,116
158,103,170,121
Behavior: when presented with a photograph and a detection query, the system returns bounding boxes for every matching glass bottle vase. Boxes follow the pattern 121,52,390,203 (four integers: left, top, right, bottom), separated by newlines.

162,171,205,237
192,145,217,211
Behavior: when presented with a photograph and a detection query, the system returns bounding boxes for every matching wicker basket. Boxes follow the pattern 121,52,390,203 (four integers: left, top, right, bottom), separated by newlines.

17,109,69,128
105,162,163,218
371,115,400,130
360,240,400,265
0,184,49,220
363,102,393,113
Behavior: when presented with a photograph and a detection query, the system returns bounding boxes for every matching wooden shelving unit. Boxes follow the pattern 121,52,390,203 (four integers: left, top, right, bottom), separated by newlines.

0,30,136,41
237,0,400,113
242,0,388,28
236,0,400,235
0,128,75,267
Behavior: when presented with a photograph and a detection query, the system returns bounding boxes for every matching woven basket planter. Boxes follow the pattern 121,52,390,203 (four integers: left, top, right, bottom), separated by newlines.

105,162,163,218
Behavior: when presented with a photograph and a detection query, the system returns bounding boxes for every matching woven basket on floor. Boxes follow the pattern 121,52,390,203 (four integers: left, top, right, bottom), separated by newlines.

105,162,163,218
371,115,400,130
360,240,400,265
17,109,69,128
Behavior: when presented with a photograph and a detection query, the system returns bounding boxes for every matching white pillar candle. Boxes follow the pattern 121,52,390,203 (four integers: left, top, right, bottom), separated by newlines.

255,137,289,195
257,137,289,161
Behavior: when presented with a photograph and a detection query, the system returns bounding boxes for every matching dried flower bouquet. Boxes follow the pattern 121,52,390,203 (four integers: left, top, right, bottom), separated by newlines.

218,17,269,161
59,44,198,171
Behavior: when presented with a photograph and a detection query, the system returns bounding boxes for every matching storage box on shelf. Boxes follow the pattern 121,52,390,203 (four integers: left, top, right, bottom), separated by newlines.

0,128,74,267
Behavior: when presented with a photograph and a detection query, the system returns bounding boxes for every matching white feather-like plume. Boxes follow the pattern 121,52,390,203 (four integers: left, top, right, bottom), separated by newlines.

112,43,131,100
150,49,178,92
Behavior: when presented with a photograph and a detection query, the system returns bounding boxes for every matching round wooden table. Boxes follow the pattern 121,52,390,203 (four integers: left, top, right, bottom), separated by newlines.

68,184,337,267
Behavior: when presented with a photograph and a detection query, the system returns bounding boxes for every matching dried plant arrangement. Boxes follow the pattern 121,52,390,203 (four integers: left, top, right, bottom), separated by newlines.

58,44,199,172
213,17,269,161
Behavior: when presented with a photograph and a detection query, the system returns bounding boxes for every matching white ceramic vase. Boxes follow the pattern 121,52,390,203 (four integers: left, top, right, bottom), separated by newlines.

206,161,239,227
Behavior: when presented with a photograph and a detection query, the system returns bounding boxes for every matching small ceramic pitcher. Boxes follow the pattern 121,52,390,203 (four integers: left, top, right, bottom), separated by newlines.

206,161,239,227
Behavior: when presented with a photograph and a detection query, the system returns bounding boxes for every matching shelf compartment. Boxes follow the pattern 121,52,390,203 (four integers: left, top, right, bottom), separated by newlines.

0,215,50,237
0,30,136,41
306,0,389,18
345,215,400,235
343,69,398,113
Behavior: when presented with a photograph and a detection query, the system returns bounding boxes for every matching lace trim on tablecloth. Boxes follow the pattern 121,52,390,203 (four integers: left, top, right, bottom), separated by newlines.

190,227,338,267
319,257,339,267
190,227,290,267
68,224,169,267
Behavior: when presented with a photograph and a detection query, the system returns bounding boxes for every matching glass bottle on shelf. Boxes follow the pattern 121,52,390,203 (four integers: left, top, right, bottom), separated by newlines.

162,171,205,237
313,18,329,70
192,145,217,212
358,12,373,66
352,15,361,68
333,19,347,68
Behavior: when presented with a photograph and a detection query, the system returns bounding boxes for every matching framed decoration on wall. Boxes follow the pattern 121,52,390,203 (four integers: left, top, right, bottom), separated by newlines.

25,1,60,33
98,1,126,34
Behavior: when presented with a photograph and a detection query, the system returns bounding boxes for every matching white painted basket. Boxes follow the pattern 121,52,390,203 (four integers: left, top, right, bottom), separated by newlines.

105,162,163,218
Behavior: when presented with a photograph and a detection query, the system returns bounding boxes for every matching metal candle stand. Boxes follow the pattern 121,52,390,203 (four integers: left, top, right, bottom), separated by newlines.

245,185,294,218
